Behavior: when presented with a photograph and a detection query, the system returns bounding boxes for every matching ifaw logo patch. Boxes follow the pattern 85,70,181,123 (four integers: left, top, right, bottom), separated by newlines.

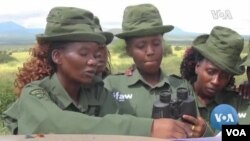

29,89,47,99
112,91,133,102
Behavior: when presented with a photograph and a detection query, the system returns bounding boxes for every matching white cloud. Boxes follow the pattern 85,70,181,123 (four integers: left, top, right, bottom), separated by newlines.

0,0,249,35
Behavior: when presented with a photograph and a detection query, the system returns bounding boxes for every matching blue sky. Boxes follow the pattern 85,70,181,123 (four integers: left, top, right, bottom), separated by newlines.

0,0,250,35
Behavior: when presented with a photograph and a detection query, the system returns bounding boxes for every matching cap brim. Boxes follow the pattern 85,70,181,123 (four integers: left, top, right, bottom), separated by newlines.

36,32,106,44
115,25,174,39
101,32,114,45
192,34,209,46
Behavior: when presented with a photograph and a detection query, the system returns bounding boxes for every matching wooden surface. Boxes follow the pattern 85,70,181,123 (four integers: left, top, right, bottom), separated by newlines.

0,134,174,141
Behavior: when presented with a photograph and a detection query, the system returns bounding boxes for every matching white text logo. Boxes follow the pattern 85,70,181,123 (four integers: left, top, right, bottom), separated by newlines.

215,113,234,122
211,10,232,20
238,113,247,118
226,129,246,136
113,92,133,102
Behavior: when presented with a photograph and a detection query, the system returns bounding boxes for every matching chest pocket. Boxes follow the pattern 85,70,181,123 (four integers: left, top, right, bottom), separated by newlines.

87,105,100,116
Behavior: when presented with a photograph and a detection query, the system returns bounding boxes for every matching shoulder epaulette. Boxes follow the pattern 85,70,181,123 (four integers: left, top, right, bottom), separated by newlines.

169,74,183,80
168,74,188,88
114,72,125,75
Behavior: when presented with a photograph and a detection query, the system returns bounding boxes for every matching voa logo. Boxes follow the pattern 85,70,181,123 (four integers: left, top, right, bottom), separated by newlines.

226,128,246,136
210,104,239,131
215,113,247,122
215,113,235,122
113,92,133,102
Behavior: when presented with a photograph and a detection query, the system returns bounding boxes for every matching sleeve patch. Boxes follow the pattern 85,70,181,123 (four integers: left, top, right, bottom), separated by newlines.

29,89,47,99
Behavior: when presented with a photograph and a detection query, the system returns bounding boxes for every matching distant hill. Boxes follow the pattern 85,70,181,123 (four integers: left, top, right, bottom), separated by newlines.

167,27,200,37
0,21,249,45
0,21,44,44
165,27,201,45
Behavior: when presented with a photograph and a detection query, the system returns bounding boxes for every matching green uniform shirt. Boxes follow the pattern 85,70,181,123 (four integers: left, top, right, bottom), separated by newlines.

104,69,197,117
195,90,250,133
2,73,153,136
104,69,214,137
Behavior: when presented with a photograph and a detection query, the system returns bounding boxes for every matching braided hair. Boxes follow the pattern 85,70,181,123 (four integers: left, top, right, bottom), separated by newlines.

180,47,235,88
180,47,200,84
14,41,72,97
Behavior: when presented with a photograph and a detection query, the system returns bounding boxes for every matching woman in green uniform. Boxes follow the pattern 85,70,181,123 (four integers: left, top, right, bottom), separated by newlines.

94,16,112,79
180,26,250,133
104,3,207,138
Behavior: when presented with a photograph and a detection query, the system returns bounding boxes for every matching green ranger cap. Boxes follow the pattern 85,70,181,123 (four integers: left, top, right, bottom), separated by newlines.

36,7,106,44
93,16,114,44
193,26,245,75
116,4,174,39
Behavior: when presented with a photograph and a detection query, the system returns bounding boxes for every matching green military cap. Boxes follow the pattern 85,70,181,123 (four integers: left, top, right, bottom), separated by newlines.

193,26,245,75
241,39,250,66
36,7,106,44
116,3,174,39
93,16,114,44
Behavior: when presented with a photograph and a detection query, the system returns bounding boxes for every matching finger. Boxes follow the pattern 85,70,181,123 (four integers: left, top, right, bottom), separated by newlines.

172,120,192,137
238,85,242,95
246,87,250,99
188,121,199,137
197,117,206,131
184,124,199,138
160,120,189,139
182,114,198,125
190,131,199,138
190,125,195,134
181,115,198,136
197,116,206,126
191,125,195,131
195,117,207,137
171,131,187,139
187,126,195,138
243,86,248,99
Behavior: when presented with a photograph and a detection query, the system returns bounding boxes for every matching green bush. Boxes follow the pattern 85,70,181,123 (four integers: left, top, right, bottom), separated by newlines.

0,51,16,64
174,46,183,51
109,39,128,57
0,92,15,114
0,73,16,114
0,119,10,135
163,41,173,56
0,72,15,135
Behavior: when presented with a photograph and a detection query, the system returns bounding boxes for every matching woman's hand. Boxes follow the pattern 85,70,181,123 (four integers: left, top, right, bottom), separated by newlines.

182,115,207,138
237,81,250,100
151,118,192,139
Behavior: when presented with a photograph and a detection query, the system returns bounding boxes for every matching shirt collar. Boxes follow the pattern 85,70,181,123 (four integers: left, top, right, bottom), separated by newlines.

127,68,170,88
50,73,102,111
48,73,74,109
